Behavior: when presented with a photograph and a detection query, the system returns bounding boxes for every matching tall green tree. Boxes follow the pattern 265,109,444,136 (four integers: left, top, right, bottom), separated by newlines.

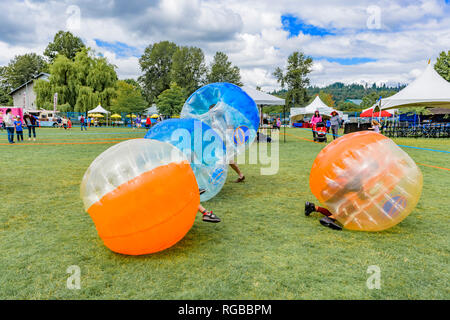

206,52,242,85
139,41,178,104
156,82,185,116
273,51,313,107
34,49,118,112
171,46,207,95
4,53,48,89
0,66,13,105
435,50,450,81
44,31,85,62
111,80,147,114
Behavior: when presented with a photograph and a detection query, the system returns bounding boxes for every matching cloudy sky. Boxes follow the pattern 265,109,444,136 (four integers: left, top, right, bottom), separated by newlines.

1,0,449,91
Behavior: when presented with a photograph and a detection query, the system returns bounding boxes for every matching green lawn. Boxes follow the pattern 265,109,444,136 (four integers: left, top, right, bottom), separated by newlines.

0,127,449,299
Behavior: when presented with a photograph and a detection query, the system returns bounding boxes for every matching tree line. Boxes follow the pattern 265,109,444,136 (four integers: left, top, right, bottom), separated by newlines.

0,31,243,116
0,30,448,116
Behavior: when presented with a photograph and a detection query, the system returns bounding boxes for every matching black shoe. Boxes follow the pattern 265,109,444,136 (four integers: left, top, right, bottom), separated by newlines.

305,201,315,216
319,217,342,231
199,188,206,195
202,211,221,223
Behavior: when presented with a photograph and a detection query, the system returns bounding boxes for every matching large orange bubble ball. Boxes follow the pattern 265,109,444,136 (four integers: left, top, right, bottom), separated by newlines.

80,139,200,255
310,131,423,231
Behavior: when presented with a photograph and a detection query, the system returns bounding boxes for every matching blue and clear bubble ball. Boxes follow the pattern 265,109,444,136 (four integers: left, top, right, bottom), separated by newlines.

181,82,259,160
145,118,228,202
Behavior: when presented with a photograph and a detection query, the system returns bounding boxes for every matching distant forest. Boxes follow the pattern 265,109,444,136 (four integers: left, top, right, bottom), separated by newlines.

269,82,406,113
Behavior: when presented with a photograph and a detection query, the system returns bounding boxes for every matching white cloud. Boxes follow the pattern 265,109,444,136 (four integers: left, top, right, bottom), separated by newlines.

0,0,448,92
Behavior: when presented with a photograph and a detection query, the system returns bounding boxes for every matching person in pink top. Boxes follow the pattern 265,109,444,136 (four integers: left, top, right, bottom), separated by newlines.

310,110,322,139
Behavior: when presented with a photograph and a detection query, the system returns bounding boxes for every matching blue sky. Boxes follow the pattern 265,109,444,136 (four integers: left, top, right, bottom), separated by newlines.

94,40,141,58
281,14,335,37
0,0,449,89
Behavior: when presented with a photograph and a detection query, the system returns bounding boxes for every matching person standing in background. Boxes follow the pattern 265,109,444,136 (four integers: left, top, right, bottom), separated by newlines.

80,115,86,131
14,115,24,142
3,109,15,144
310,110,322,139
330,111,341,140
23,112,38,141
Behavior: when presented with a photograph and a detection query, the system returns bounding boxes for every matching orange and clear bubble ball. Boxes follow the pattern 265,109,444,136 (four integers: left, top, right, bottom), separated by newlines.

310,131,423,231
80,139,200,255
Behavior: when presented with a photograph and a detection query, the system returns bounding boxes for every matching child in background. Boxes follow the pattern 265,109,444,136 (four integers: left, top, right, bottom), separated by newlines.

369,119,381,133
14,116,24,142
67,118,72,129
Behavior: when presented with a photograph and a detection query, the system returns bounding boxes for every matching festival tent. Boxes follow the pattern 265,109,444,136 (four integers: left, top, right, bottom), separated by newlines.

88,105,110,125
88,105,110,114
241,85,287,141
379,63,450,110
144,104,158,115
241,86,286,106
302,96,338,116
290,96,342,123
289,108,305,124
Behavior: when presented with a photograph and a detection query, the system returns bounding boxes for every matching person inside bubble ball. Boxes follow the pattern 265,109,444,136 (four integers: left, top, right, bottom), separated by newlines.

304,158,381,231
198,189,221,223
208,103,246,183
304,202,342,230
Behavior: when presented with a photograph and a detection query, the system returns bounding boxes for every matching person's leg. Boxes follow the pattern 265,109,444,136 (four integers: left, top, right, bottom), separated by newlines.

305,201,332,217
27,126,32,140
316,206,333,217
32,126,36,140
304,201,342,230
332,126,338,140
229,160,245,183
198,204,221,223
7,127,14,143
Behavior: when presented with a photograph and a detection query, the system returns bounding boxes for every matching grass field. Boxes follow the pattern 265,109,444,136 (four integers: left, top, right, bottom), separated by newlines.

0,127,449,299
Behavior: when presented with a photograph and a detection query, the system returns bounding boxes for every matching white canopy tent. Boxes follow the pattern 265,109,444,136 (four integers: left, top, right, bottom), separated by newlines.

88,105,110,114
378,63,450,110
241,86,287,141
144,104,158,115
290,96,341,123
88,104,110,126
241,86,286,106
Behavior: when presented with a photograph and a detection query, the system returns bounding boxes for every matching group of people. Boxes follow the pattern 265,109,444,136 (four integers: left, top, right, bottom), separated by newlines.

2,109,38,144
310,110,382,141
133,116,161,129
310,110,342,140
56,117,72,130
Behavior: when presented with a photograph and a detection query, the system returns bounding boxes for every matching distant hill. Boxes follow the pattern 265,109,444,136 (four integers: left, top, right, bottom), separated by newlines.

268,82,406,113
271,82,405,103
